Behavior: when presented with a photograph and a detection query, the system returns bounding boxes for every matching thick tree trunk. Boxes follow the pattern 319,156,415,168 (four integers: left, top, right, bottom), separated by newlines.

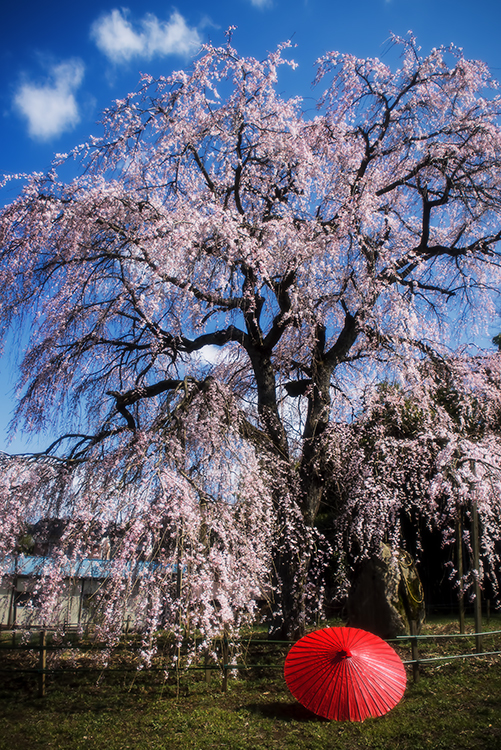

268,547,307,641
247,326,351,640
266,465,325,641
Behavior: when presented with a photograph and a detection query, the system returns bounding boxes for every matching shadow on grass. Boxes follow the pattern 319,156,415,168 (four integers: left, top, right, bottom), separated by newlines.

246,700,328,722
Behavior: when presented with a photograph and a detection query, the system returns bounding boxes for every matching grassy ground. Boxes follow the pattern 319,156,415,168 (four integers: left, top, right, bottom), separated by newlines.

1,618,500,750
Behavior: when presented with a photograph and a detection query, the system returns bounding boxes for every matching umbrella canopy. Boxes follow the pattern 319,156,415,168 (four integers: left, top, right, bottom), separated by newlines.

284,626,406,721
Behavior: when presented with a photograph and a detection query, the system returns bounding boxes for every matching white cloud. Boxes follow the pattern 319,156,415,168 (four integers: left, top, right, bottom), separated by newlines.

14,60,84,141
190,344,239,370
90,8,201,63
197,346,223,366
249,0,273,7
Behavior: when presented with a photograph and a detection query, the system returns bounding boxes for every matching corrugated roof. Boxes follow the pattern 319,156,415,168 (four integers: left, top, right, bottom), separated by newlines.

1,555,168,579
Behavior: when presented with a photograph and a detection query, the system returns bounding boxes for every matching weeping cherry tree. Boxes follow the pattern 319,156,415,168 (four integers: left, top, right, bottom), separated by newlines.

2,33,501,643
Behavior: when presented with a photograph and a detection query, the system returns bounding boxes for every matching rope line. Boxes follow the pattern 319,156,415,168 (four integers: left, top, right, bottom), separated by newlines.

403,649,501,664
395,629,501,640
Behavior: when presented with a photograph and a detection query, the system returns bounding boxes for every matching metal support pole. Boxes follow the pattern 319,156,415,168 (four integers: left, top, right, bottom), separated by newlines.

457,509,465,634
471,497,483,653
469,460,483,653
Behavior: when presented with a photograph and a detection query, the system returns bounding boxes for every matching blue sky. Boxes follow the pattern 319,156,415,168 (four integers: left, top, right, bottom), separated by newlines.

1,0,501,451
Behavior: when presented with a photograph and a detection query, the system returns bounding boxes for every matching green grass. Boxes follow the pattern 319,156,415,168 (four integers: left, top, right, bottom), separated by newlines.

1,618,500,750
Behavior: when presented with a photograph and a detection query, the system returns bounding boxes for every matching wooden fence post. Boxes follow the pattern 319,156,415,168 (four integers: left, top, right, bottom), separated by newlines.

410,620,419,683
38,630,47,698
221,628,229,693
204,648,212,684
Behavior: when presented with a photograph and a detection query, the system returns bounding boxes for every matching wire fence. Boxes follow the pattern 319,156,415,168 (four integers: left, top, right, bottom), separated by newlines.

1,624,501,697
394,628,501,683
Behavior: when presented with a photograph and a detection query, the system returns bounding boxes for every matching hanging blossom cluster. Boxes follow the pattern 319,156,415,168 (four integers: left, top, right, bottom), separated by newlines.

0,384,275,658
328,351,501,602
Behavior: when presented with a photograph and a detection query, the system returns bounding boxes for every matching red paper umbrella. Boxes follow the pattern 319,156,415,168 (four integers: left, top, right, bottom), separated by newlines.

284,626,406,721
